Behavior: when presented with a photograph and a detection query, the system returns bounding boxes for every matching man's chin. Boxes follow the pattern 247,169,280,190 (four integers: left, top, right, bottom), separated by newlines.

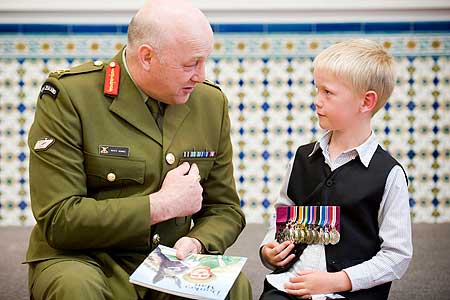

172,94,191,105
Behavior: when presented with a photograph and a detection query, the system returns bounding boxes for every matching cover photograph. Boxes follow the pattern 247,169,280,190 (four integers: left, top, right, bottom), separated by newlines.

129,245,247,300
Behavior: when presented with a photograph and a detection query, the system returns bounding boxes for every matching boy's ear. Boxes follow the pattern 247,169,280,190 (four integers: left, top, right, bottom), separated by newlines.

361,90,378,113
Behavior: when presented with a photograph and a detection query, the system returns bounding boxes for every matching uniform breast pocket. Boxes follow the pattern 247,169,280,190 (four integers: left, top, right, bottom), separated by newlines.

84,152,145,196
178,158,215,183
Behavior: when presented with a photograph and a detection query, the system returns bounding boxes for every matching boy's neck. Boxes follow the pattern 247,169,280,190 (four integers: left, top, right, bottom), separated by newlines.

328,123,372,162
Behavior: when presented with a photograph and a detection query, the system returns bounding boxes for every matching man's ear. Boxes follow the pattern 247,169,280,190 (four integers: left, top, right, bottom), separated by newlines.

361,90,378,113
137,44,155,71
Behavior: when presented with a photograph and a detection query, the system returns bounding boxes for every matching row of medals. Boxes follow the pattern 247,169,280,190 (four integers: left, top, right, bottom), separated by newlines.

276,222,341,245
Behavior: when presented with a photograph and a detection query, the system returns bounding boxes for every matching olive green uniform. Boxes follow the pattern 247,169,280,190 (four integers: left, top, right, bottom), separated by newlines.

26,49,251,300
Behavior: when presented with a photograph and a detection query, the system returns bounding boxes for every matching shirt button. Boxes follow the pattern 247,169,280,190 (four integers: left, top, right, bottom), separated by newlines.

106,172,116,182
152,233,160,246
165,153,175,165
326,179,334,187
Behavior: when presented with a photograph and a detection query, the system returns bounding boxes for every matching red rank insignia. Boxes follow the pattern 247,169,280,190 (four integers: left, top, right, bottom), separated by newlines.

104,61,120,96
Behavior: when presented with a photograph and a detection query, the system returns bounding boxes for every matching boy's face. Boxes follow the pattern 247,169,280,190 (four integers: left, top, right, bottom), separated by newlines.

313,69,363,131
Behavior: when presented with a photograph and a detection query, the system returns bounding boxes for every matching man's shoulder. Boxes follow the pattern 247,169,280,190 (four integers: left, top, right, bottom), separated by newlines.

48,60,105,80
201,79,222,91
191,80,225,107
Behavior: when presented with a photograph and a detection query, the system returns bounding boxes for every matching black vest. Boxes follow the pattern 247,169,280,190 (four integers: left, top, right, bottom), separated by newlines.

279,142,403,300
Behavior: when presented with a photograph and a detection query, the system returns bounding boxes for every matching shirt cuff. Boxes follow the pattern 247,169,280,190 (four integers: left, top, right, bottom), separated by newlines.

259,245,276,271
343,264,371,292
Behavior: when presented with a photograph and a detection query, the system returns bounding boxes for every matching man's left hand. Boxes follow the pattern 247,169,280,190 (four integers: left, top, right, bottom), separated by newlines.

174,237,203,260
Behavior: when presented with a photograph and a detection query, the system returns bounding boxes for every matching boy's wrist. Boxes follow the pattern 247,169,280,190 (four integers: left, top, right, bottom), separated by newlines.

332,271,352,292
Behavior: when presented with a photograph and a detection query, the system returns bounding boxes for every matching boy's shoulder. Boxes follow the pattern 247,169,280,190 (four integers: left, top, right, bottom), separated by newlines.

295,141,318,157
373,144,402,166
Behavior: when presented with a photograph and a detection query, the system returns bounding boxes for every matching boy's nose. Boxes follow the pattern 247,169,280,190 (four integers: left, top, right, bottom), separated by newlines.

313,97,322,108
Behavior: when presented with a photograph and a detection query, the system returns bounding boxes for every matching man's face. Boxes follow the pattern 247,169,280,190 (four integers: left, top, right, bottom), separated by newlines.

145,35,213,105
313,69,363,131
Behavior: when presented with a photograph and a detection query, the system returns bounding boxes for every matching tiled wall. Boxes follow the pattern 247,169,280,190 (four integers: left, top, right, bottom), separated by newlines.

0,22,449,225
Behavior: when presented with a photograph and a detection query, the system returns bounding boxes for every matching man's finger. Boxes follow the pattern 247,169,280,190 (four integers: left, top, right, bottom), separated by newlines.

188,163,200,183
188,163,200,175
171,162,191,175
174,240,190,260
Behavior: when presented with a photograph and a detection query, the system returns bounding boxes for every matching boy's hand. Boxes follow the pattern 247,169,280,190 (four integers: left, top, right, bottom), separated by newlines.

261,240,296,267
284,270,352,298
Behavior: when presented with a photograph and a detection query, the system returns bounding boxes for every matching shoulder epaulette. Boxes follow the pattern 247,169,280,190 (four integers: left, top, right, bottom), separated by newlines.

49,60,105,79
202,79,222,91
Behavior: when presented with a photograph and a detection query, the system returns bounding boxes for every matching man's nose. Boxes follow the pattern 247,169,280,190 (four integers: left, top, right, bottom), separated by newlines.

191,61,206,83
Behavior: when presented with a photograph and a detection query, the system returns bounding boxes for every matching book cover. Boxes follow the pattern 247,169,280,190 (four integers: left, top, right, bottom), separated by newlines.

129,245,247,300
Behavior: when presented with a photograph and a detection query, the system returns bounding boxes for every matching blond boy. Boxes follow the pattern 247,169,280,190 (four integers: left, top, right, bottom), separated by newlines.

259,39,412,300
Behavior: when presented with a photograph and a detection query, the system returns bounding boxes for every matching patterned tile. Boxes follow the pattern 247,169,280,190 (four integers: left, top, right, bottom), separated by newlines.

0,28,449,225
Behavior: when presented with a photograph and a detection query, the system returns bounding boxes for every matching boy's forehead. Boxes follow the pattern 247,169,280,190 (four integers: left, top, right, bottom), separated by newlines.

314,68,339,81
314,68,355,89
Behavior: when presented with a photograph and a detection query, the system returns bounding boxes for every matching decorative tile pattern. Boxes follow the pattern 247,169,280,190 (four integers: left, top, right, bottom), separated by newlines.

0,26,449,225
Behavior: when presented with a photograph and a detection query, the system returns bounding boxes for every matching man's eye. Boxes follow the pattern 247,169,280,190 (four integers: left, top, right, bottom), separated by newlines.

185,62,198,68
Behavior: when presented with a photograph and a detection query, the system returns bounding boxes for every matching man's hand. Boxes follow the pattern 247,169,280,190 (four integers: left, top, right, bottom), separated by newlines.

174,236,203,260
150,162,203,224
261,240,296,267
284,270,352,298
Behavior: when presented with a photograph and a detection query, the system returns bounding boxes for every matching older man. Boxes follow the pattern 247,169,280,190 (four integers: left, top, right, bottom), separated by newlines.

26,0,251,299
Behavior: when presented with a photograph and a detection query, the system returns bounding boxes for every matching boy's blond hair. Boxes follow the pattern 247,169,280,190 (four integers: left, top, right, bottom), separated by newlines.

313,39,396,114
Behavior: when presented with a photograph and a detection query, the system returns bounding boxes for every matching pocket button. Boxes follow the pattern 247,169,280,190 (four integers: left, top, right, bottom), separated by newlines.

106,172,116,182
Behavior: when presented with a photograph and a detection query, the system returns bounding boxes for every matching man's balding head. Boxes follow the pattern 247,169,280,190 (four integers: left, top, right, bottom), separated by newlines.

127,0,213,56
124,0,214,105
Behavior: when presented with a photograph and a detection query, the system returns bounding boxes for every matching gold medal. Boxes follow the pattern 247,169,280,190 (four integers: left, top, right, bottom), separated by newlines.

299,226,306,243
318,227,324,244
330,227,340,245
293,226,300,243
323,230,330,245
313,227,320,244
304,228,310,244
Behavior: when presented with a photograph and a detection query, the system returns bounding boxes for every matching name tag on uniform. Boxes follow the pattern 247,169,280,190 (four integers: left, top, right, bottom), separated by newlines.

34,137,55,151
99,145,130,157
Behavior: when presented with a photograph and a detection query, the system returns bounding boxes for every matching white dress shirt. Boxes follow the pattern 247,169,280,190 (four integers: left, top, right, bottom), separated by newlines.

260,131,413,297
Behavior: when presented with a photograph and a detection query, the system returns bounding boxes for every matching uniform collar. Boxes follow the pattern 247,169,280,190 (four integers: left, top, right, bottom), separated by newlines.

308,131,379,168
122,47,148,102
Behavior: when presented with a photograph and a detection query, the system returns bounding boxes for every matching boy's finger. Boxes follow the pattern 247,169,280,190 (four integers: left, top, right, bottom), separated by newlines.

273,240,292,254
281,253,296,265
297,269,316,276
275,242,295,259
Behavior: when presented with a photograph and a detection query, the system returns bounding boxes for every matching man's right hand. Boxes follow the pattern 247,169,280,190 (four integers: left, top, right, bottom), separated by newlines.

149,162,203,225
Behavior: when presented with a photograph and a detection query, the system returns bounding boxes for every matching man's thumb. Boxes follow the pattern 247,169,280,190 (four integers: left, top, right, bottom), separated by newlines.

172,162,190,176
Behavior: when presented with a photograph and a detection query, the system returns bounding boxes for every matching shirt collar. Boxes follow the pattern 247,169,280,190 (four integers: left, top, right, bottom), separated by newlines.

308,131,379,168
122,47,148,102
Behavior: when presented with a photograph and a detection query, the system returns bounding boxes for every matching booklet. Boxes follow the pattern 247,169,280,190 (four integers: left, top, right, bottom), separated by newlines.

129,245,247,300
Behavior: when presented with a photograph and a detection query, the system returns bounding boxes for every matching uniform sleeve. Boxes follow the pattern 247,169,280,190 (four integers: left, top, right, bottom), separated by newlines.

186,92,245,255
28,77,151,250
